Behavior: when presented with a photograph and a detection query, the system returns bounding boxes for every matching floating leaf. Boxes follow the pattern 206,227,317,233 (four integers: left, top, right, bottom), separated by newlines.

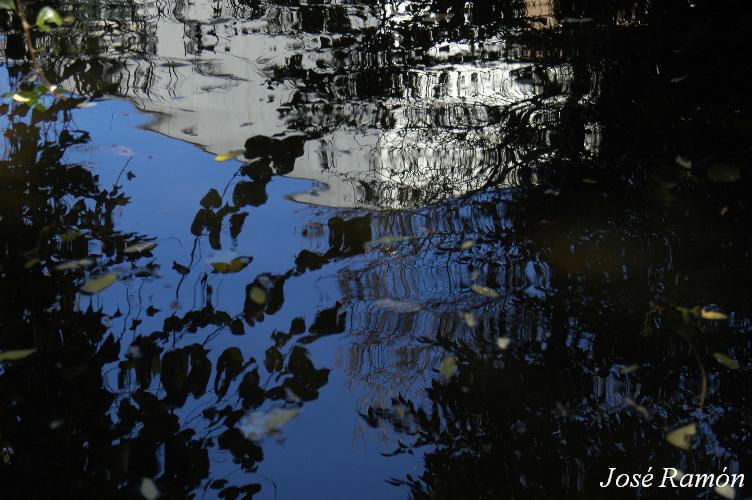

713,352,740,370
701,308,729,321
707,164,740,183
124,241,157,254
440,356,458,380
496,337,511,350
249,286,266,305
460,240,475,250
139,477,160,500
471,284,499,298
374,298,422,313
54,258,94,271
12,94,31,103
239,408,300,441
714,484,736,500
675,156,692,169
620,364,640,375
35,6,63,31
59,231,80,243
211,257,250,274
0,348,36,362
214,150,243,162
666,423,696,450
80,272,118,294
371,234,417,246
462,311,478,327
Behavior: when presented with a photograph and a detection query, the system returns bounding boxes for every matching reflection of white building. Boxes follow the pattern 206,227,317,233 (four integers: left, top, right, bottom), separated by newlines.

45,0,582,208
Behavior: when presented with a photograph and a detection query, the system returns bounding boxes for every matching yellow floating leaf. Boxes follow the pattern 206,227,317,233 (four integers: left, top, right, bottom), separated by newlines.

462,311,478,327
81,272,118,294
666,423,696,450
620,364,640,375
713,352,740,370
0,348,36,362
440,356,458,380
12,94,31,103
211,257,250,274
701,309,729,320
55,258,94,271
460,240,475,250
714,484,736,499
249,286,266,305
139,477,160,500
496,337,511,349
471,284,499,298
675,156,692,169
124,241,157,254
214,150,242,162
239,407,300,441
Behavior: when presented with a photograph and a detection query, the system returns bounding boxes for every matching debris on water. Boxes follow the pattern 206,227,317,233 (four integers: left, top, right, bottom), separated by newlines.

80,272,118,293
374,298,422,313
666,423,697,450
139,477,160,499
239,408,300,442
471,284,499,298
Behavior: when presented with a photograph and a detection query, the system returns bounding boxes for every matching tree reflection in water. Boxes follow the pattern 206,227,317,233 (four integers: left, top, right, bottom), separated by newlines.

1,0,752,498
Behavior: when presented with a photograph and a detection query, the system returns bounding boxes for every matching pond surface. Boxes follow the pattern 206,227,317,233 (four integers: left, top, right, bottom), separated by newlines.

1,0,752,498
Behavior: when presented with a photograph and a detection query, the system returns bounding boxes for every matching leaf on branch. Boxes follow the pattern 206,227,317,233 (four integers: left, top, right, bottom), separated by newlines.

36,6,63,31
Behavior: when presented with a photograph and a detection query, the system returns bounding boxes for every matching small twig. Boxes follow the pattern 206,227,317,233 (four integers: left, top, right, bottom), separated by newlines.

14,0,65,100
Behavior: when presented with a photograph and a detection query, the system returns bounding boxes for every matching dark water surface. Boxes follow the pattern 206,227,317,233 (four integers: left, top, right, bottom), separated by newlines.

1,0,752,498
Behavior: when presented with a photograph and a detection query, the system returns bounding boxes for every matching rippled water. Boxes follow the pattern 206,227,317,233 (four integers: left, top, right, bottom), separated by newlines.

1,0,752,498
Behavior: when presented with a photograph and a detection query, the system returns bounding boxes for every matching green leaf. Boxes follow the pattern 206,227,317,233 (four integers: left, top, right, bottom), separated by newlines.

80,272,118,293
210,257,250,274
0,0,16,11
36,6,63,31
0,348,36,362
